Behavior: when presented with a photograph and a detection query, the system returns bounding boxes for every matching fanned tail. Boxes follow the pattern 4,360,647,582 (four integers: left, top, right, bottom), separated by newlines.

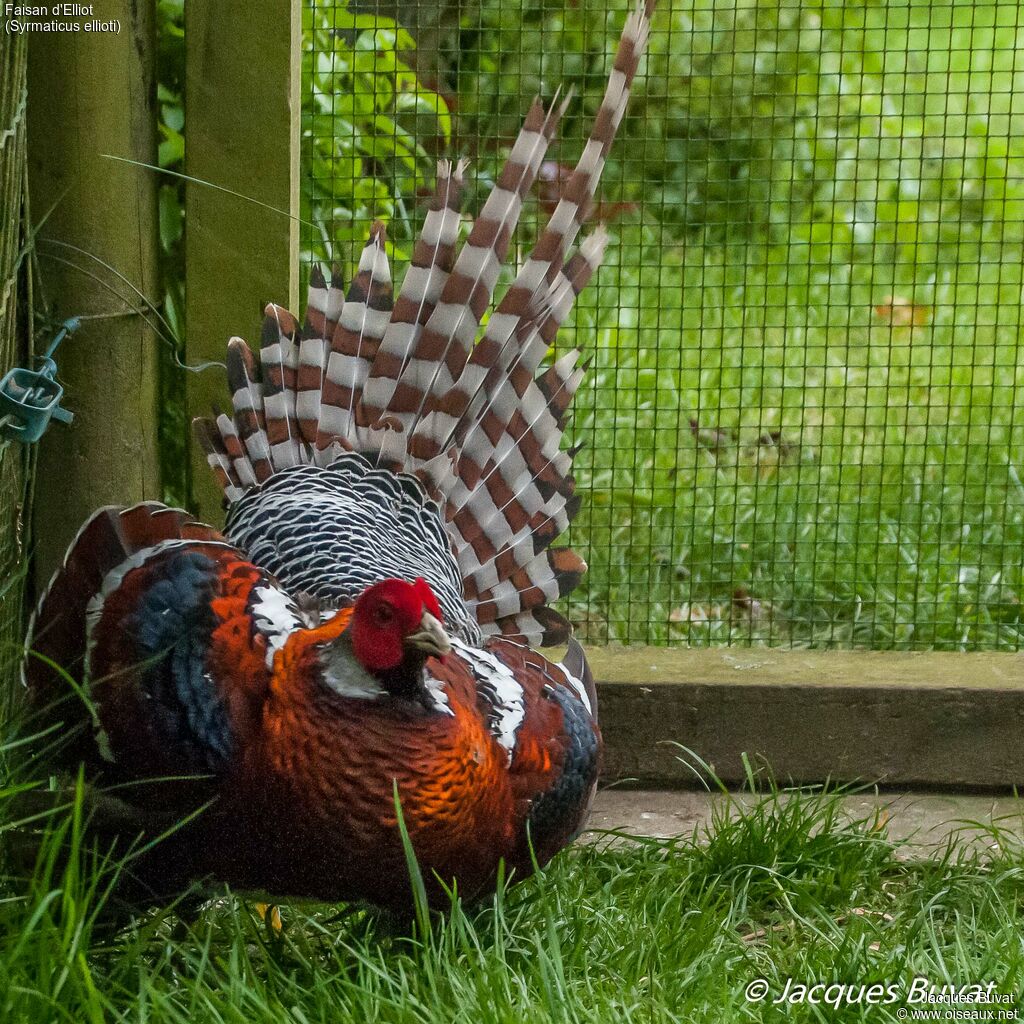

193,0,655,644
358,92,570,442
313,221,393,455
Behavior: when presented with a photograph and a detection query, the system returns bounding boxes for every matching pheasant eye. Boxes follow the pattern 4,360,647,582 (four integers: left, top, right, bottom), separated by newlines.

373,603,394,626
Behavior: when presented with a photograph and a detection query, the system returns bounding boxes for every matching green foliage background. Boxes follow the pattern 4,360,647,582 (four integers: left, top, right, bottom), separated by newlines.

155,0,1024,651
303,1,452,266
302,0,1024,651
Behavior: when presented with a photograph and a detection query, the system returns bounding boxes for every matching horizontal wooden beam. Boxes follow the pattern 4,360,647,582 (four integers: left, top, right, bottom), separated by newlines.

584,647,1024,790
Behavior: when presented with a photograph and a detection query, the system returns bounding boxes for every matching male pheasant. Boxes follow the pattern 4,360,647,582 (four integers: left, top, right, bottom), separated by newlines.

23,0,654,912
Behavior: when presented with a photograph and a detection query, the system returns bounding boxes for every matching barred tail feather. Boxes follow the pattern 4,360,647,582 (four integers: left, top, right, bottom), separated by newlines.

442,227,608,480
307,223,393,454
260,304,305,470
195,0,655,645
360,92,568,438
408,225,605,503
353,159,467,444
194,416,240,501
227,337,272,482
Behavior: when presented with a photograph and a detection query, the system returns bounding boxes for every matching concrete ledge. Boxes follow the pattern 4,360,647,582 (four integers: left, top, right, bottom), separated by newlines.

588,789,1024,855
586,647,1024,789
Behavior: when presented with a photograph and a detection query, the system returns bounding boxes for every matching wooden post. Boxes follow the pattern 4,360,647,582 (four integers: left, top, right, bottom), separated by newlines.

184,0,302,524
1,31,29,697
27,4,161,584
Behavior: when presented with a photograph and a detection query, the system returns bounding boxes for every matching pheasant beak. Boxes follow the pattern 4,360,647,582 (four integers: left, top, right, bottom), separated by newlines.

405,611,451,659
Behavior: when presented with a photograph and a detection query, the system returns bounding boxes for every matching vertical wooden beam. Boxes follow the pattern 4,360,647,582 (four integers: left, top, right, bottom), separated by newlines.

184,0,301,524
27,4,161,583
1,31,29,701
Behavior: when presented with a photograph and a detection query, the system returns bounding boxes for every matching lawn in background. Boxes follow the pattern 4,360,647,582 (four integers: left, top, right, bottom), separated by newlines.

303,0,1024,649
554,0,1024,648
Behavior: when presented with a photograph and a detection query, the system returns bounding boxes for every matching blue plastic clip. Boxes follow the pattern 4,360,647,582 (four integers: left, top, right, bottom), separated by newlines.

0,318,78,443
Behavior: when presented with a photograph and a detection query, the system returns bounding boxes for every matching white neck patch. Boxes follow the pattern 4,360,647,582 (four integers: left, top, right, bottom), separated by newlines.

319,644,386,699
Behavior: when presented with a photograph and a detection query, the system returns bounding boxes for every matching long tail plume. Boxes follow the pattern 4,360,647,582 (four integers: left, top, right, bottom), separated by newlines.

194,0,656,644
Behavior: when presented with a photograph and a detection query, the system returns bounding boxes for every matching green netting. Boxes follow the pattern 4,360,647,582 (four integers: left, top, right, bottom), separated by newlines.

0,31,29,702
303,0,1024,651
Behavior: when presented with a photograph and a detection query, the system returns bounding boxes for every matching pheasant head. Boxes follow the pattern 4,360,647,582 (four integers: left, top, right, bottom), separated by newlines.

351,577,451,676
274,578,451,705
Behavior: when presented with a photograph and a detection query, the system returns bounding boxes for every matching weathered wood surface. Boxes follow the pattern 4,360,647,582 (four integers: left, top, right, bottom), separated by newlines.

184,0,301,524
585,647,1024,788
1,30,29,704
26,1,161,582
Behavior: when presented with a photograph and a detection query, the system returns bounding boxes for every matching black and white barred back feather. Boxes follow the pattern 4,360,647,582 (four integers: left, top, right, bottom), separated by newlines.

194,0,654,646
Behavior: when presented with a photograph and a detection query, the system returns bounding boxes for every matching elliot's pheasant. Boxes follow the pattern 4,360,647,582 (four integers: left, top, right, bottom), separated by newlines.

23,0,654,912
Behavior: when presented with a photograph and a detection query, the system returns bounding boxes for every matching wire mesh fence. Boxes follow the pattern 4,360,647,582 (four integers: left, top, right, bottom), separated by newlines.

302,0,1024,651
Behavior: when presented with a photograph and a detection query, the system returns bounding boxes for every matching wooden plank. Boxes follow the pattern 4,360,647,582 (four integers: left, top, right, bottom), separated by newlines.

26,2,161,582
1,30,29,711
585,647,1024,789
584,646,1023,690
184,0,301,523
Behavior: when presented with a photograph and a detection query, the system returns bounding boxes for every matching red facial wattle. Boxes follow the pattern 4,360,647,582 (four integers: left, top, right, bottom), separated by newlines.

350,578,446,674
350,608,404,672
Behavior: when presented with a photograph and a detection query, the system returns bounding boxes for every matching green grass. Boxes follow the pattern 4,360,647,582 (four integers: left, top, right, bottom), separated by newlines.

3,761,1024,1022
299,0,1024,650
542,0,1024,650
562,218,1024,650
